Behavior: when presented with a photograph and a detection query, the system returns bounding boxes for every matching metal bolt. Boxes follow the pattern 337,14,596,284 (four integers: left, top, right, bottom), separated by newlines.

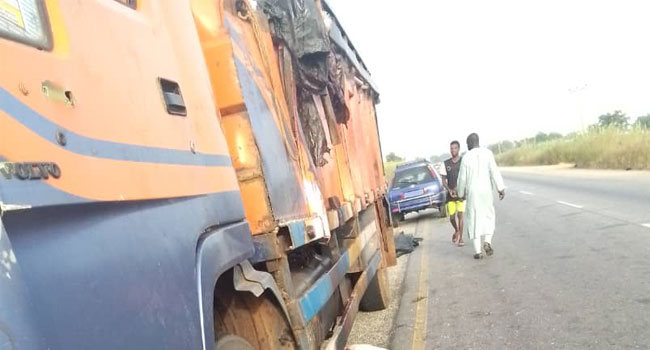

306,225,317,239
56,131,67,146
190,141,196,154
64,91,75,106
18,83,29,96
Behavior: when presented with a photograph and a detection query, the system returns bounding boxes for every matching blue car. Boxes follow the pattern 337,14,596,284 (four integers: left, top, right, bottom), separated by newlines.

388,160,447,226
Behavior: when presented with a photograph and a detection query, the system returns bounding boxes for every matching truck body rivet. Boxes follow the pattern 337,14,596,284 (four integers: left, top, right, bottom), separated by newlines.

56,131,67,146
18,83,29,96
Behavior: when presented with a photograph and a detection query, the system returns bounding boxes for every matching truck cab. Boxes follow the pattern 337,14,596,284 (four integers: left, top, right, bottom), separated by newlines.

0,1,248,348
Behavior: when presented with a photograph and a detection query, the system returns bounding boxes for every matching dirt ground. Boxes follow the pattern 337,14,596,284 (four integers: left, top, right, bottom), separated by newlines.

347,252,409,348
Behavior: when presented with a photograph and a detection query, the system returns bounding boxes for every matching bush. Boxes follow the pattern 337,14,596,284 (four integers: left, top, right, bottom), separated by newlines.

634,115,650,129
496,128,650,170
384,161,401,182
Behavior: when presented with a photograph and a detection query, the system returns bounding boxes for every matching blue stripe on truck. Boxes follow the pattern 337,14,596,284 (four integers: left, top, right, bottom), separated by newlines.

297,220,379,322
0,88,232,167
287,221,307,248
299,253,351,322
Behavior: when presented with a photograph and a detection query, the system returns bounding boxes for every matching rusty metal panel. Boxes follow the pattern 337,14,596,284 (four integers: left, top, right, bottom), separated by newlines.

231,56,309,221
221,111,276,234
340,83,385,208
193,0,388,238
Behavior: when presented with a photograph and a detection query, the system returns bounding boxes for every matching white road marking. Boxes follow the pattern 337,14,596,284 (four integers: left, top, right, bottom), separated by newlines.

557,201,583,209
641,223,650,229
519,190,535,195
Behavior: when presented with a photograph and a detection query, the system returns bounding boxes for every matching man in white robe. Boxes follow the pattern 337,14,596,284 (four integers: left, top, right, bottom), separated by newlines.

457,133,506,259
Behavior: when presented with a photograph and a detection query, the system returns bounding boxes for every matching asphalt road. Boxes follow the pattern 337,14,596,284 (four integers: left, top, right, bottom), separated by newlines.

389,167,650,350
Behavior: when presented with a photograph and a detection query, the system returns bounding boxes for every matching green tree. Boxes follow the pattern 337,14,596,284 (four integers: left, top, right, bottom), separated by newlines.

386,152,404,162
588,123,601,133
633,114,650,129
598,110,629,129
535,132,549,143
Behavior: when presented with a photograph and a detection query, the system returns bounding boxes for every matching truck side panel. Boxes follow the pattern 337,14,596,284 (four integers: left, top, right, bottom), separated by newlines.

192,0,386,241
191,2,395,346
194,2,319,236
231,55,308,221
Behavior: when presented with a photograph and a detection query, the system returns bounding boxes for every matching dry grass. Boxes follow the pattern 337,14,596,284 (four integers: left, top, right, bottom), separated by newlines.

496,128,650,170
383,161,402,182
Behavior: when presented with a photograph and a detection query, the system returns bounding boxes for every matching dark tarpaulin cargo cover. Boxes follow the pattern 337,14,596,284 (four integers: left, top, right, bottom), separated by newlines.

259,0,379,166
260,0,330,92
261,0,331,166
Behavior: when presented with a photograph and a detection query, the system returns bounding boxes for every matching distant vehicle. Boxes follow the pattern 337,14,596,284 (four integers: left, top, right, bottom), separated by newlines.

388,161,447,226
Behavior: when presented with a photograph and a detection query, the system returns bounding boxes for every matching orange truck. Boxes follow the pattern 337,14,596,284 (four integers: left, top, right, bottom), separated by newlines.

0,1,395,349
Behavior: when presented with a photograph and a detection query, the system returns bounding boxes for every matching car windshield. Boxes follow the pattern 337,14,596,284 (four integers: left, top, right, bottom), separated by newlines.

392,166,434,189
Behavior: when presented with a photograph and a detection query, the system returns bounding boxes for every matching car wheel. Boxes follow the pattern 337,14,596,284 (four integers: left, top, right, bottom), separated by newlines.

439,204,447,218
391,213,400,228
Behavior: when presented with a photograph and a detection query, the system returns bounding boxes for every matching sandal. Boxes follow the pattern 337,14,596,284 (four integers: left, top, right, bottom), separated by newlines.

483,242,493,256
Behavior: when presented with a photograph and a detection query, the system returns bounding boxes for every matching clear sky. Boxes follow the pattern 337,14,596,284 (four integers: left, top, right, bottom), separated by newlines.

327,0,650,159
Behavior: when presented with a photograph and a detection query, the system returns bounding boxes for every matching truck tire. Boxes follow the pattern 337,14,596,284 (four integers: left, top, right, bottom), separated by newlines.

214,287,296,350
215,335,255,350
359,267,390,311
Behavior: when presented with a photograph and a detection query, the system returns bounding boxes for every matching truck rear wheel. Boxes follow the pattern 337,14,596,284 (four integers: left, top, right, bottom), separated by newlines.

359,267,390,311
215,335,255,350
214,286,296,350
